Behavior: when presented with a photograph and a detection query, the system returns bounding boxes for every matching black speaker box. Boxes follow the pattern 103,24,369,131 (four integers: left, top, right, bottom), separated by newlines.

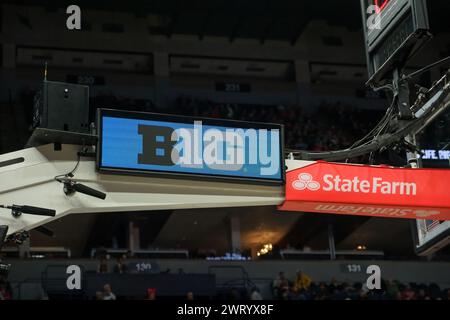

33,81,90,133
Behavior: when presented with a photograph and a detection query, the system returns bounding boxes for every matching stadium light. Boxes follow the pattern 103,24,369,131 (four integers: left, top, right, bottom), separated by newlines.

0,204,56,217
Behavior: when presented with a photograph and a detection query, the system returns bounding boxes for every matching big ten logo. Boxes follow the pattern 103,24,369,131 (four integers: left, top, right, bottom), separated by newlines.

137,121,280,176
66,265,82,290
138,124,177,166
66,5,81,30
366,265,381,290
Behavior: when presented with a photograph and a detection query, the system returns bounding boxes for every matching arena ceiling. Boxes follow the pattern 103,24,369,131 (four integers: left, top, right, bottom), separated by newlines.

7,0,450,44
4,0,362,45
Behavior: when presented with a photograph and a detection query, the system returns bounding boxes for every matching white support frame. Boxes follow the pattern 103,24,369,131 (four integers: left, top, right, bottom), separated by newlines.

0,144,285,235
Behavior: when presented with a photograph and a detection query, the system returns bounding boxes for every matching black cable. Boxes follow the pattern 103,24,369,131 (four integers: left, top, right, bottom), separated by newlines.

52,147,107,200
293,84,450,161
348,95,396,150
369,106,396,164
342,93,396,164
405,56,450,80
288,70,450,162
371,84,394,92
54,149,83,182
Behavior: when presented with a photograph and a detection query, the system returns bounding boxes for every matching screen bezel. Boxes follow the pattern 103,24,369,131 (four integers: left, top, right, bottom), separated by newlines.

96,108,285,185
360,0,430,86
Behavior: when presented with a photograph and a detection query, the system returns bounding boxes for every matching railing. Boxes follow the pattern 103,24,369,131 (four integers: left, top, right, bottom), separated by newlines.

280,249,384,260
208,265,257,296
1,246,71,258
38,267,215,299
10,278,48,300
134,249,189,259
90,248,127,258
90,248,189,259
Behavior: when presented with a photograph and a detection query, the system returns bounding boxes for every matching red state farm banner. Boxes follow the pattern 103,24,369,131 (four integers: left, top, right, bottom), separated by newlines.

278,161,450,220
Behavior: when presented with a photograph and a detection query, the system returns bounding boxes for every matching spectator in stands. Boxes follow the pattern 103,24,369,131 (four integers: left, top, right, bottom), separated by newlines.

229,288,242,300
95,291,104,300
0,278,12,300
113,256,128,274
351,282,367,300
250,287,263,300
97,257,109,274
146,288,156,300
331,284,348,300
386,280,400,300
429,283,442,300
315,282,330,300
186,291,194,300
400,286,416,300
272,272,289,299
417,288,429,300
293,270,312,293
102,284,116,300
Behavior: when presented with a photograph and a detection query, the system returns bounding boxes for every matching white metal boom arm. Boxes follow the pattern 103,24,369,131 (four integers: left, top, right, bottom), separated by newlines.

0,144,285,235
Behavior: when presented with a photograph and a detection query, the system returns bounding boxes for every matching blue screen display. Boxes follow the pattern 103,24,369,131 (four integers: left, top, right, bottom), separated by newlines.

99,111,284,182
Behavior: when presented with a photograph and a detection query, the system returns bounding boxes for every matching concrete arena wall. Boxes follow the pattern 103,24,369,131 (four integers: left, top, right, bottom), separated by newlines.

7,259,450,289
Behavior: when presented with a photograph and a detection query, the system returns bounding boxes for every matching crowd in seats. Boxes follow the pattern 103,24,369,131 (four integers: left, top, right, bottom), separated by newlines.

419,108,450,149
271,271,450,300
90,93,385,152
34,91,383,153
173,95,383,151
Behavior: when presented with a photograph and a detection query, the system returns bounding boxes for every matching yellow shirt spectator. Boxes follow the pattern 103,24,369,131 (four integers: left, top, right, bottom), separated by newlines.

293,271,312,292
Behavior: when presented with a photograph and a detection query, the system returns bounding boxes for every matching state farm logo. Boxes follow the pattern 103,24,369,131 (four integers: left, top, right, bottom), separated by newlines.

314,204,441,219
292,173,417,196
293,173,320,191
